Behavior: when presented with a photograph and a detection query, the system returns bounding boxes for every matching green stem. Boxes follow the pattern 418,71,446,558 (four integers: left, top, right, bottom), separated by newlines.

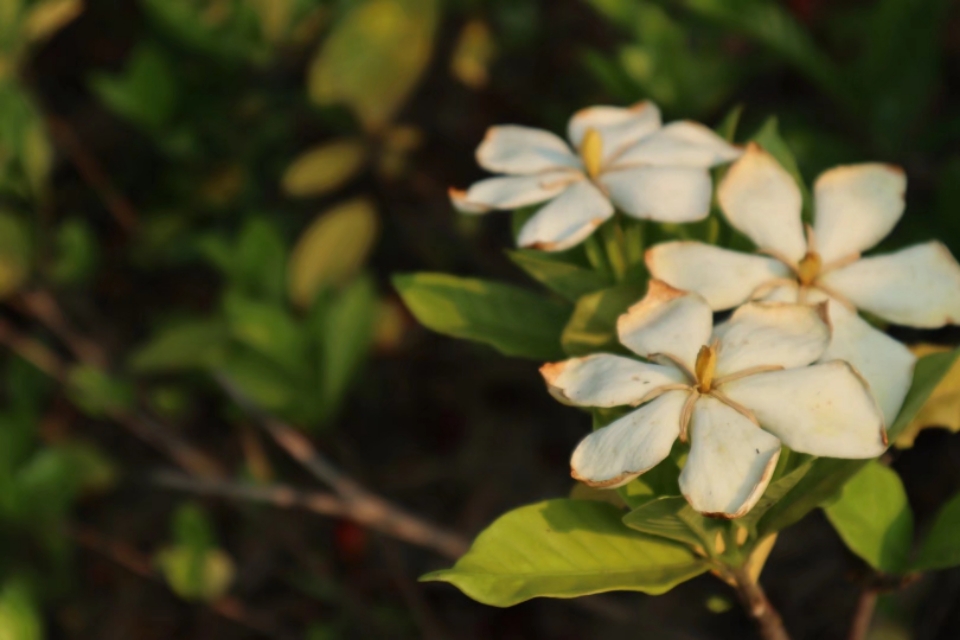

600,217,628,282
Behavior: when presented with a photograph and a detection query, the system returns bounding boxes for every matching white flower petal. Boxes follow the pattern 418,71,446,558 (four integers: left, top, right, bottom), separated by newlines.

680,396,781,518
516,180,614,251
819,301,915,426
613,121,742,168
475,125,582,174
646,241,792,311
722,361,886,458
813,163,906,265
712,302,830,377
449,171,580,214
571,390,687,488
567,101,662,162
600,166,712,223
540,354,687,408
821,241,960,328
717,143,807,264
617,281,712,372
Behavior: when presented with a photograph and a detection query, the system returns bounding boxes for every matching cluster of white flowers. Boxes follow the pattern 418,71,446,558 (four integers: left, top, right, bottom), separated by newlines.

454,102,960,518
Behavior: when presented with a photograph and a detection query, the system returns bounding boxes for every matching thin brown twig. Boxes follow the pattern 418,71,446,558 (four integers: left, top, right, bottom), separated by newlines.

70,524,285,639
847,589,878,640
730,566,792,640
16,289,108,367
0,315,223,478
217,375,470,559
45,114,138,232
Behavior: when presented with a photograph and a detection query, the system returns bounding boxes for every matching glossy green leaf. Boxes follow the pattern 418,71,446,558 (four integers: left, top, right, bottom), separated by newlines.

561,283,643,356
913,490,960,572
823,461,913,573
757,349,960,537
281,138,368,198
288,198,379,308
307,0,438,130
394,272,570,360
422,499,706,606
507,249,611,302
129,319,228,373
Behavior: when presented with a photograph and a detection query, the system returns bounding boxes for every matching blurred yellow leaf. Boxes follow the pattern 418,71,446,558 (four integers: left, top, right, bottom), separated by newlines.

0,211,31,298
450,19,496,89
156,546,235,602
288,198,379,307
896,344,960,448
246,0,293,44
22,0,83,44
281,138,367,198
20,119,51,197
306,0,438,131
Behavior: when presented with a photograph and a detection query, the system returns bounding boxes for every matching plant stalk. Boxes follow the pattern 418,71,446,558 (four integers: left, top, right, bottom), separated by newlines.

730,566,792,640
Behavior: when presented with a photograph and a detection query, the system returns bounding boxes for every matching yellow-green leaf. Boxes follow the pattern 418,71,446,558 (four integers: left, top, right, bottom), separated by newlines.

896,344,960,448
306,0,438,131
156,546,235,602
22,0,83,44
281,138,367,197
422,499,706,606
287,198,379,307
0,211,31,298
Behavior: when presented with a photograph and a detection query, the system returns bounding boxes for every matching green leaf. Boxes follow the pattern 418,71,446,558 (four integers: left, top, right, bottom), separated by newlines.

215,346,299,413
394,272,570,360
307,0,438,131
66,365,135,417
157,546,235,602
90,43,177,131
0,210,31,298
0,578,42,640
223,293,307,376
316,275,378,422
49,217,98,285
129,319,228,373
757,350,960,537
21,0,83,45
234,217,286,302
823,461,913,573
623,496,721,551
913,490,960,572
507,249,612,302
561,283,644,356
716,103,744,142
281,138,368,197
288,198,379,308
422,499,706,606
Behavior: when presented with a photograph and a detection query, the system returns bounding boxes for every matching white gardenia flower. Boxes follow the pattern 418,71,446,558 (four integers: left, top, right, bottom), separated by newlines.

647,144,960,424
449,101,741,252
542,281,885,518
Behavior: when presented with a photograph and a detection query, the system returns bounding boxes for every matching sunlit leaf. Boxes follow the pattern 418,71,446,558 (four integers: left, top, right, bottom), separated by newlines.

307,0,438,131
157,546,235,602
623,496,721,551
393,272,570,360
896,344,960,448
288,198,379,308
560,283,643,356
823,461,913,573
913,490,960,572
507,249,611,302
22,0,83,44
450,19,495,89
129,319,228,373
422,499,706,606
0,579,42,640
281,138,367,198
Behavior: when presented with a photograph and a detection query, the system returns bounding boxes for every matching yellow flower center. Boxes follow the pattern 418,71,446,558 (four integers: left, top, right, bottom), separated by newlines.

580,128,603,179
694,345,717,393
797,251,822,286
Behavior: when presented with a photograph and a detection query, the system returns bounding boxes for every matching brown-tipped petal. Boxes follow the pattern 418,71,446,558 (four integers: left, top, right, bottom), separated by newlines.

679,396,781,518
476,125,580,174
600,166,712,224
721,361,887,458
813,163,906,264
516,180,613,252
646,241,791,311
451,171,579,215
821,242,960,328
718,143,806,265
571,390,687,488
539,354,687,408
711,302,831,377
617,281,713,372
